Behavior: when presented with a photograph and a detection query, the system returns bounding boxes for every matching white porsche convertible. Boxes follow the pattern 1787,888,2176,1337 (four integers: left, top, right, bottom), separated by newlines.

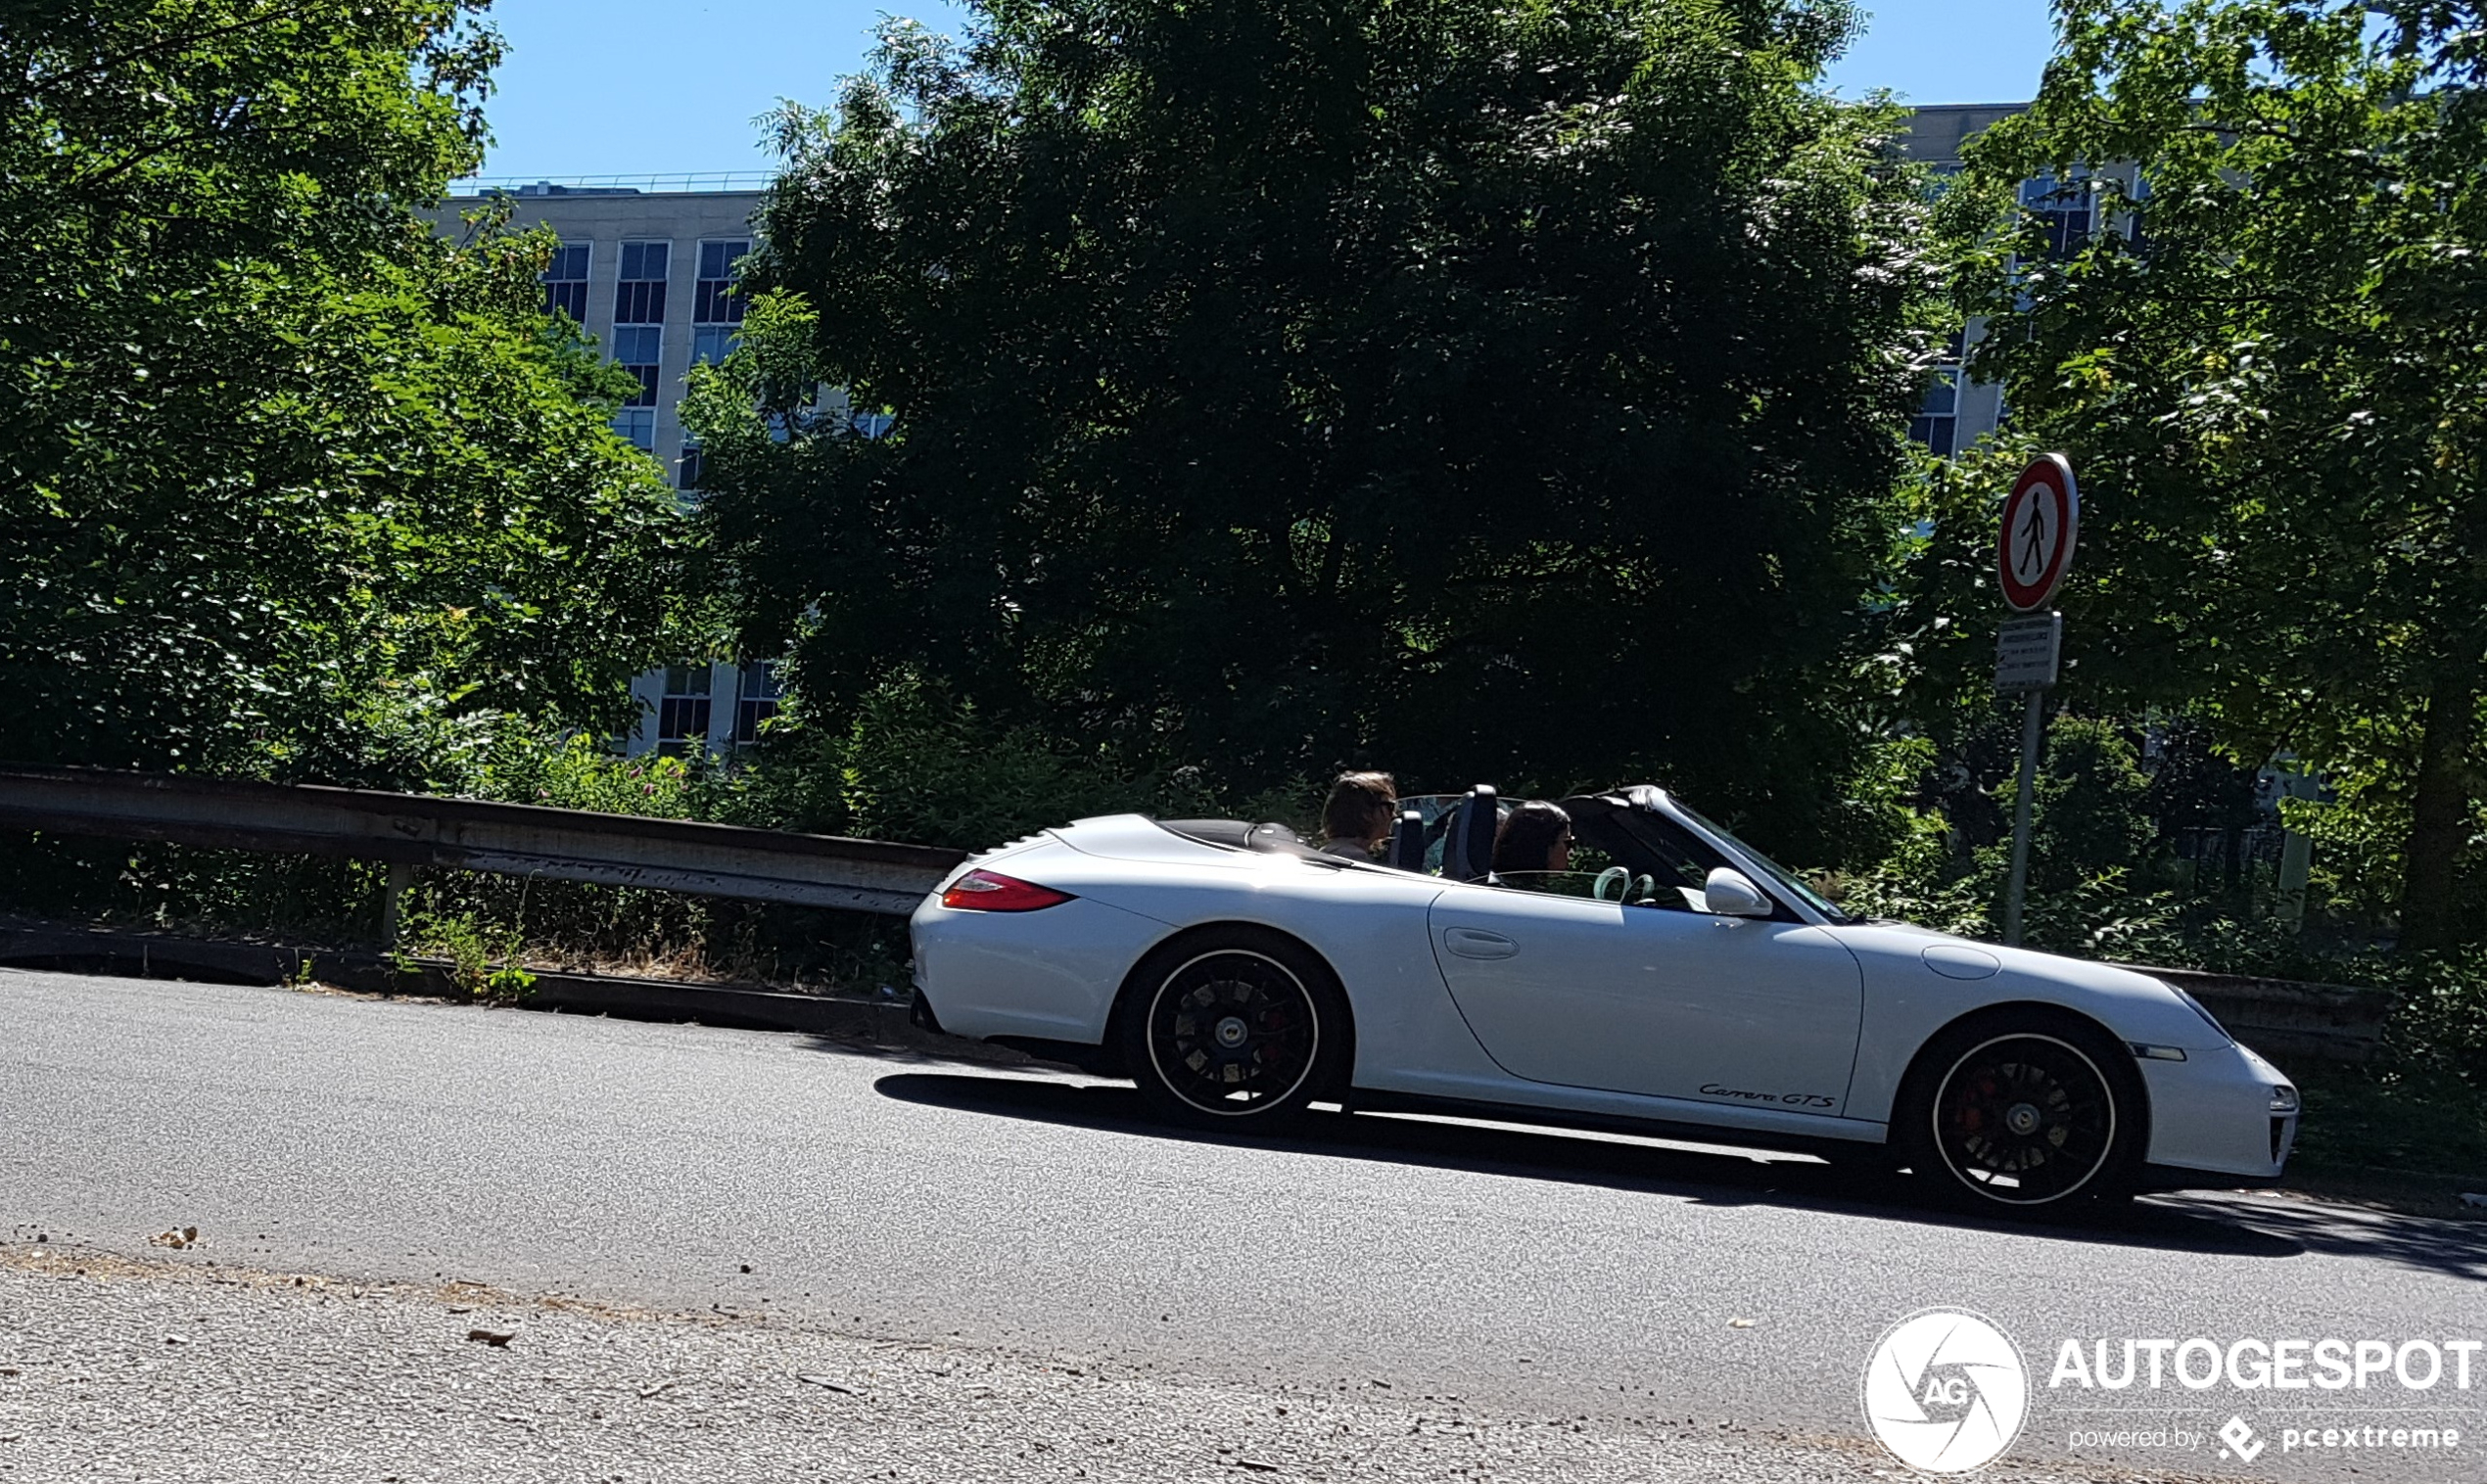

908,785,2299,1213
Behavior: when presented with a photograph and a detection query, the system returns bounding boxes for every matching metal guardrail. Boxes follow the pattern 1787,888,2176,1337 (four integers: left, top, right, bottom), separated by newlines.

2133,964,2399,1069
0,766,2405,1064
0,766,962,918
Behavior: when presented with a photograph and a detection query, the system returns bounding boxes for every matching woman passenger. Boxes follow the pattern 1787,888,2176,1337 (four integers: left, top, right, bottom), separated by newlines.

1492,800,1572,877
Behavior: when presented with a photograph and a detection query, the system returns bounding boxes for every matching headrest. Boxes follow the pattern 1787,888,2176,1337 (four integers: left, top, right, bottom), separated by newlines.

1389,808,1426,871
1443,785,1499,881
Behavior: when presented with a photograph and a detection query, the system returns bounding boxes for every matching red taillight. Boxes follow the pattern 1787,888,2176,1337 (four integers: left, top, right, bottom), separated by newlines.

940,868,1075,912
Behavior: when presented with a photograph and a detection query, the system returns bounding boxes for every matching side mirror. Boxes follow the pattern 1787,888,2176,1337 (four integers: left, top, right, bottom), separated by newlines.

1703,867,1773,918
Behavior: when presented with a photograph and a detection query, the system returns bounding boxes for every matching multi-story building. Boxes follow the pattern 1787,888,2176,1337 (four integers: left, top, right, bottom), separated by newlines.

427,176,788,757
1894,104,2024,458
1893,103,2150,459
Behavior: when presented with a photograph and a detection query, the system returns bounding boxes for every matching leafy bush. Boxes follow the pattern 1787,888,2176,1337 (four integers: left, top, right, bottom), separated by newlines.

722,672,1287,851
1810,735,1945,873
475,729,726,820
2029,716,2154,894
400,908,537,1002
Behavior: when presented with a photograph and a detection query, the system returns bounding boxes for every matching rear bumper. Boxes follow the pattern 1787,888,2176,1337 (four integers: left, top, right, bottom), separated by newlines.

909,892,1171,1044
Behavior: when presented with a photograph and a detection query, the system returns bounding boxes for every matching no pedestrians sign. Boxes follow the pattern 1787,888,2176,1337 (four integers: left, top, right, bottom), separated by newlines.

1998,454,2079,612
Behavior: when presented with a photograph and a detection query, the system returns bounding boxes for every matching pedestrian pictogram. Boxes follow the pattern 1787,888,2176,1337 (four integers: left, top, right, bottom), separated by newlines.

1997,454,2079,611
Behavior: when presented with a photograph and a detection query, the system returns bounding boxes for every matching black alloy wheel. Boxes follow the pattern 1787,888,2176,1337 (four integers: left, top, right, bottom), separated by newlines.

1119,929,1348,1128
1900,1018,2140,1213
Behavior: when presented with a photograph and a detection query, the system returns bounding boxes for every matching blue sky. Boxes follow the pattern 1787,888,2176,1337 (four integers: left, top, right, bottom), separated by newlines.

471,0,2060,181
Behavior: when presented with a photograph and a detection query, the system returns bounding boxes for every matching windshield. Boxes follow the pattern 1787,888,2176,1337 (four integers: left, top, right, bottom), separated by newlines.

1668,801,1854,924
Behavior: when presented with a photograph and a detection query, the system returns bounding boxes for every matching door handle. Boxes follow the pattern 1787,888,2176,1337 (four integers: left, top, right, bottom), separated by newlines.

1443,927,1519,960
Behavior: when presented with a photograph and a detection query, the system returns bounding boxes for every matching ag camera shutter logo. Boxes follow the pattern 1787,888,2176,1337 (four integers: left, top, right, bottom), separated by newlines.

1861,1309,2031,1473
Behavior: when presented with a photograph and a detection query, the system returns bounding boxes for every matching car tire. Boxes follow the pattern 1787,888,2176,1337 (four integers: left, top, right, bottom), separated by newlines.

1116,927,1351,1131
1896,1010,2144,1217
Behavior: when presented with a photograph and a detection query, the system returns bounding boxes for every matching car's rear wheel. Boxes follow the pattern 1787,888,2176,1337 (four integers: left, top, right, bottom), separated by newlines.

1117,928,1349,1130
1897,1013,2142,1215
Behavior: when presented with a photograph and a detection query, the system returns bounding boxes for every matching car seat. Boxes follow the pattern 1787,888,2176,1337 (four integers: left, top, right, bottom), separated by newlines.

1441,785,1499,881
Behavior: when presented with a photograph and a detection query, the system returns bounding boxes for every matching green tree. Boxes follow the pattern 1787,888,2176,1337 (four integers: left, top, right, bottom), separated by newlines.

1930,0,2487,948
2029,714,2153,894
0,0,692,787
689,0,1956,855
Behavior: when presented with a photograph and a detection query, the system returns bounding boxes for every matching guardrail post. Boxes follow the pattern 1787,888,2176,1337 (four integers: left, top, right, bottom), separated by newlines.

381,863,414,951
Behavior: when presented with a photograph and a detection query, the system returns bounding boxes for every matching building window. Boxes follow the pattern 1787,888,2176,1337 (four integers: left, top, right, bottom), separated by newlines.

614,240,669,324
734,661,783,744
541,243,590,321
656,664,711,755
610,324,663,406
1909,370,1960,457
691,325,736,366
852,410,895,440
1908,330,1966,457
2020,173,2093,259
693,240,749,325
677,439,703,490
613,407,655,450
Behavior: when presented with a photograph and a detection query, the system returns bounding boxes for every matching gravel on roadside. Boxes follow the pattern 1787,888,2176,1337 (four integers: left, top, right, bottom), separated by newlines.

0,1243,2249,1484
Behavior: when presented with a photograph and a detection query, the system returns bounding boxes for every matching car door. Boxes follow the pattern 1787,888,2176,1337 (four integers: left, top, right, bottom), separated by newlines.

1426,886,1865,1116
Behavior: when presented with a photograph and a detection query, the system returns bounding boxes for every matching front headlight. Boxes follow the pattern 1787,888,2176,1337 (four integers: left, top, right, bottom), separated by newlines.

2270,1084,2300,1114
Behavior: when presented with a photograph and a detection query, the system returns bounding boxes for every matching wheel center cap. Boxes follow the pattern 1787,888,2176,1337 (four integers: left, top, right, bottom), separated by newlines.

2005,1101,2043,1136
1214,1015,1250,1049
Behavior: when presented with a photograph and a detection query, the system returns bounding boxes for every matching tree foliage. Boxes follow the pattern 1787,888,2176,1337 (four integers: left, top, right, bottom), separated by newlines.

1924,0,2487,947
0,0,692,787
690,0,1956,855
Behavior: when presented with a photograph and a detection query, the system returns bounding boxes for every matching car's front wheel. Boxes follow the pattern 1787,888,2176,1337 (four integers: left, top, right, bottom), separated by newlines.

1117,928,1349,1130
1897,1012,2143,1215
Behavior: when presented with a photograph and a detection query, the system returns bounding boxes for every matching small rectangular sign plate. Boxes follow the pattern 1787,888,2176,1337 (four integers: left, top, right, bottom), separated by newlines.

1994,613,2062,692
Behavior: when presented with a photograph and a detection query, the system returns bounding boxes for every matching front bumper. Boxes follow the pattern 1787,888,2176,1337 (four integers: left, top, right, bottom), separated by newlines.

2138,1041,2298,1183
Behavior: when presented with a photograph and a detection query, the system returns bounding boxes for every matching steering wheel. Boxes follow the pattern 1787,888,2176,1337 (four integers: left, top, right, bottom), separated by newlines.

1593,866,1632,903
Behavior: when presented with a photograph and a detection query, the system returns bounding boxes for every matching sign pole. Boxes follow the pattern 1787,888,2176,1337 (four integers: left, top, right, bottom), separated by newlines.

1993,453,2079,950
2002,688,2044,947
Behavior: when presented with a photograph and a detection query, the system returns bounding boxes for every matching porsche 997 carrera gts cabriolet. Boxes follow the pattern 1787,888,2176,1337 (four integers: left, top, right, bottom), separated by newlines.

909,785,2298,1213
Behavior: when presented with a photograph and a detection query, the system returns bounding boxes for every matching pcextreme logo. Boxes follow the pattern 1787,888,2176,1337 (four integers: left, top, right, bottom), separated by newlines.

1861,1309,2031,1474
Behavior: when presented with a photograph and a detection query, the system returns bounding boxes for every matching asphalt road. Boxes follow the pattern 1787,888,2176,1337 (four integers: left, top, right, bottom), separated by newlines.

4,968,2482,1482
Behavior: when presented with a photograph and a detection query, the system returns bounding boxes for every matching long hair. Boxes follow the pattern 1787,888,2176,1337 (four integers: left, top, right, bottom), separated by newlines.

1492,800,1571,875
1321,770,1397,841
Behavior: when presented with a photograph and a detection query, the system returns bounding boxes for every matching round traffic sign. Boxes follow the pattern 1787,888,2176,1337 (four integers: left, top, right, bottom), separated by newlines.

1997,454,2078,612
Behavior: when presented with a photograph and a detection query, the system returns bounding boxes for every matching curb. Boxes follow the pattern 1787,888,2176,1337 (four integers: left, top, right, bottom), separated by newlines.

0,919,1025,1063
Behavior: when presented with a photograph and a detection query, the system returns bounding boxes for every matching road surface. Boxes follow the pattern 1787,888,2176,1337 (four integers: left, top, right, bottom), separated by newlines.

2,968,2480,1482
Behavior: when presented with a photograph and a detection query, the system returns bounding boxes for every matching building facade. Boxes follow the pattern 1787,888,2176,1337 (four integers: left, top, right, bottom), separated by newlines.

427,182,785,757
1893,104,2023,459
1892,103,2150,459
